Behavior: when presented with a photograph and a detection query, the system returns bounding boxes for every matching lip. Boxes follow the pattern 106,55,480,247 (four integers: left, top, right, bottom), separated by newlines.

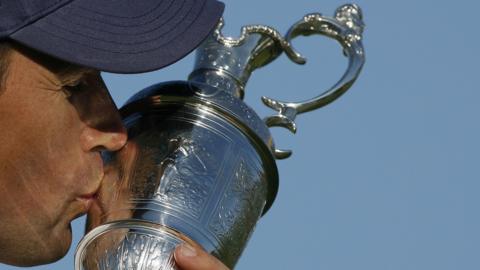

76,192,98,214
74,154,105,210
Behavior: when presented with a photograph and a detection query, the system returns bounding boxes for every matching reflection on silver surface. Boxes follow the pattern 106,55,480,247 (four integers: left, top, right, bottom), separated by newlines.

75,4,365,270
76,87,273,269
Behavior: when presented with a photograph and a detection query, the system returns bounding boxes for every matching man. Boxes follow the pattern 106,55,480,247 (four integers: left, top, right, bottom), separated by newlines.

0,0,229,269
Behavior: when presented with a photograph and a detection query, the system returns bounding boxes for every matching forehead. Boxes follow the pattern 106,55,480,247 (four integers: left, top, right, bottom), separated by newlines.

11,42,95,82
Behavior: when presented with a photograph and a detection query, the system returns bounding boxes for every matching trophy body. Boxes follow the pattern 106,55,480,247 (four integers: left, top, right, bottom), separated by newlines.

75,4,365,270
75,81,278,269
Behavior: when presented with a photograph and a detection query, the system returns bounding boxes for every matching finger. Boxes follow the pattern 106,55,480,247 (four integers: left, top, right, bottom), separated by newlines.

174,243,229,270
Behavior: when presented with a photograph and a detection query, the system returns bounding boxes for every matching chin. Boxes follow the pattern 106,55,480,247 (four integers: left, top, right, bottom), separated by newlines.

9,224,73,267
46,224,74,263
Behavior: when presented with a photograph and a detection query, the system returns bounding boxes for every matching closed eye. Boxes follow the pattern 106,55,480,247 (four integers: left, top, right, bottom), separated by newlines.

63,79,88,98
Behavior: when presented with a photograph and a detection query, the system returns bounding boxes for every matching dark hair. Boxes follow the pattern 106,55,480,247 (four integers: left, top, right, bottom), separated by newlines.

0,41,12,91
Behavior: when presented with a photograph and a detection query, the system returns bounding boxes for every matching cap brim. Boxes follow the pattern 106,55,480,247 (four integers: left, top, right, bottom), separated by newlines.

10,0,224,74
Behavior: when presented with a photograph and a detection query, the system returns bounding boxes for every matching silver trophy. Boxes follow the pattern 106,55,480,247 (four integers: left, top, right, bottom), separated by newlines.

75,4,365,270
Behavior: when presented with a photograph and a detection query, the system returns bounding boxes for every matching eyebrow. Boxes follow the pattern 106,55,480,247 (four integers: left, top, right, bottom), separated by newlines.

11,41,97,85
57,65,96,85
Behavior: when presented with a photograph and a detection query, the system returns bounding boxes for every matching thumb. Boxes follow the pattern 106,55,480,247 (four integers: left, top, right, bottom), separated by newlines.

174,243,229,270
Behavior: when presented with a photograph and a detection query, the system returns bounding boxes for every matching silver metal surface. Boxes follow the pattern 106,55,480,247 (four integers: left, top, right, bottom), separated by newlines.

188,18,305,99
75,4,366,270
76,82,277,270
262,4,365,158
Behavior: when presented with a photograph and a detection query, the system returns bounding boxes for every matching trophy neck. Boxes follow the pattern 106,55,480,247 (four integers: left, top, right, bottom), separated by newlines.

188,21,285,100
188,69,246,99
188,35,263,100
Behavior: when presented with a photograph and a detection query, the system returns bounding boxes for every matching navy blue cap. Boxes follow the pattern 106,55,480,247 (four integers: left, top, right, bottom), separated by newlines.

0,0,224,73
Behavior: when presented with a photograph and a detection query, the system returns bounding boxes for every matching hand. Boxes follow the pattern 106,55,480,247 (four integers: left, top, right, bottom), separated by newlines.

174,243,230,270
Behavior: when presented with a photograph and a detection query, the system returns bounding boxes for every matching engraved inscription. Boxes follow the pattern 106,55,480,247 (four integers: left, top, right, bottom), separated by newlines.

125,113,232,220
155,137,209,202
208,149,267,266
94,232,180,270
151,130,227,219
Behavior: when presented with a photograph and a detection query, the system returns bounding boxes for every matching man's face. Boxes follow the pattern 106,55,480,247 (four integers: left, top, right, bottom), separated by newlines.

0,45,127,266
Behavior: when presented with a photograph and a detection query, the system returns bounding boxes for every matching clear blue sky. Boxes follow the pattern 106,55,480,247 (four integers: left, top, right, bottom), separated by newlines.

2,1,479,269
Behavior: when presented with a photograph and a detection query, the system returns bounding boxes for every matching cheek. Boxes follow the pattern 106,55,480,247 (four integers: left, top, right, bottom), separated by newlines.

1,122,85,221
29,128,82,177
0,82,94,234
4,151,73,220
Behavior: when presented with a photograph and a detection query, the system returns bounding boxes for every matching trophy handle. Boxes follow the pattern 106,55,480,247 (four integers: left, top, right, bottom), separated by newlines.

262,4,366,159
212,17,307,68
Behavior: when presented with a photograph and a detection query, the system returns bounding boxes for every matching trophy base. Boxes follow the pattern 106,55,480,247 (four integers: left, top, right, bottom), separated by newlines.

75,220,197,270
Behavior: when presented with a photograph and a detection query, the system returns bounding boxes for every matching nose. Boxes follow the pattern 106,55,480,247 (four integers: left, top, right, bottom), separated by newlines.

80,122,127,152
76,77,128,152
